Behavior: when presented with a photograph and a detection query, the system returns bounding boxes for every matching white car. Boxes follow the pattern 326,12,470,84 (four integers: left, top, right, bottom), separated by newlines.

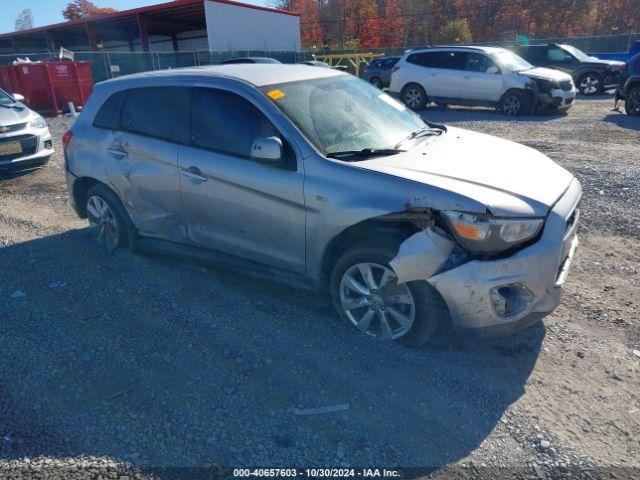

390,46,577,115
0,89,54,172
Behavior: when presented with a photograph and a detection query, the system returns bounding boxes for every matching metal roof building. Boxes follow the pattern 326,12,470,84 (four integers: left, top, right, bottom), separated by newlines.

0,0,301,54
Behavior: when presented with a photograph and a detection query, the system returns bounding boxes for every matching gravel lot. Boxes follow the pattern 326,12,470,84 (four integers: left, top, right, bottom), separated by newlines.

0,96,638,479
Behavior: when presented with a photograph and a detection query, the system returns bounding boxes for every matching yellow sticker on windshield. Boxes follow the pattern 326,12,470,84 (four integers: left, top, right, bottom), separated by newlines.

267,89,286,100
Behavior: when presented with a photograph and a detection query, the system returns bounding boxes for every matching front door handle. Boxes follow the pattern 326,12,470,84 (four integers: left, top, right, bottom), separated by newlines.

464,75,471,80
181,166,207,183
106,146,128,159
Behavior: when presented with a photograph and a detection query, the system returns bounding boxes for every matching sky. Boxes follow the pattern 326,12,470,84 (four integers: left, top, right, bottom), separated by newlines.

2,0,269,34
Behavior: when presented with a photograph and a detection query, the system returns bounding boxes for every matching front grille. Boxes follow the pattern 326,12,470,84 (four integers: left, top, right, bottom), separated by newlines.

0,122,27,134
0,134,38,161
559,80,573,91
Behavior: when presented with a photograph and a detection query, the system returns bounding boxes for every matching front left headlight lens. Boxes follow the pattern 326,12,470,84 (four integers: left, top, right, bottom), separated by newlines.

29,116,47,129
443,211,544,254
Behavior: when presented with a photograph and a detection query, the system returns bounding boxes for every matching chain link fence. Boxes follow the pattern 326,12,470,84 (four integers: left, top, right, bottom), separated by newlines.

1,33,637,84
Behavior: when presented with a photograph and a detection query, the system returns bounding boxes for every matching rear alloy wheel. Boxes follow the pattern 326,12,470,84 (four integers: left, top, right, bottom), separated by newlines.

578,73,602,95
625,87,640,116
369,77,383,89
86,195,121,251
401,83,427,111
85,185,134,251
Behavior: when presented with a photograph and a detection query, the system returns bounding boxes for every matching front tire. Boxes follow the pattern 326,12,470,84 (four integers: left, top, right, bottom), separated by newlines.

578,73,602,95
85,184,134,251
499,90,531,116
330,241,444,346
625,87,640,116
401,83,428,111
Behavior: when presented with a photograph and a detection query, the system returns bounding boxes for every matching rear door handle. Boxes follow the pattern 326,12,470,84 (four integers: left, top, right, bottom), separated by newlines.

106,146,128,159
464,75,471,80
181,166,207,183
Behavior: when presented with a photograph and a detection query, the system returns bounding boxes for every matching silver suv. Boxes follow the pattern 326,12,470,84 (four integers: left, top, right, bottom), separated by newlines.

390,46,577,115
64,65,581,345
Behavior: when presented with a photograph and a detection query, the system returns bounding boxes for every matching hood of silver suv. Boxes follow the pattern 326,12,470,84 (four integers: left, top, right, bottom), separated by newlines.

520,67,573,83
355,126,574,217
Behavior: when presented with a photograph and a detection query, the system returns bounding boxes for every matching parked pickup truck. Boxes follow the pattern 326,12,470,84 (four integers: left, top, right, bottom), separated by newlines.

589,40,640,62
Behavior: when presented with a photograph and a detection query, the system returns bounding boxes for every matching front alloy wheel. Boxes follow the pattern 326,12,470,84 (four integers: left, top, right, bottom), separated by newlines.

502,95,521,116
578,74,601,95
339,262,416,340
86,195,121,250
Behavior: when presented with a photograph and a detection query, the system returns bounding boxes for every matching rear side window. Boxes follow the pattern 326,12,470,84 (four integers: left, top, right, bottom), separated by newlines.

191,88,279,158
120,87,191,144
407,51,467,70
93,90,126,130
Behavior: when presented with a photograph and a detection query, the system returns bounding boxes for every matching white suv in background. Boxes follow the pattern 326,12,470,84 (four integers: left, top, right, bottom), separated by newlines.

390,46,577,115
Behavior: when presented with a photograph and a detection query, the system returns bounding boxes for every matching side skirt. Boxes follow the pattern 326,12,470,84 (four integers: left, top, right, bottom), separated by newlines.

136,237,319,293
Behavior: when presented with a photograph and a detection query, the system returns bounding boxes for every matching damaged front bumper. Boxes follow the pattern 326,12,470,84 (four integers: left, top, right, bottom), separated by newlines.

392,178,581,334
537,87,576,111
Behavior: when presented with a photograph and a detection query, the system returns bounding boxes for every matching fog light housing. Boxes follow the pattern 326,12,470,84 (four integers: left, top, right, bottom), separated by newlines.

44,140,53,149
490,284,535,317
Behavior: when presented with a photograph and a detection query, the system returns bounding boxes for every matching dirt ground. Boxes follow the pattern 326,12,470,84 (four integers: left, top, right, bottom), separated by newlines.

0,96,638,479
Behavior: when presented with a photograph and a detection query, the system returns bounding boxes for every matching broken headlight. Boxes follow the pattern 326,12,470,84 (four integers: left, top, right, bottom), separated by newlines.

442,211,544,254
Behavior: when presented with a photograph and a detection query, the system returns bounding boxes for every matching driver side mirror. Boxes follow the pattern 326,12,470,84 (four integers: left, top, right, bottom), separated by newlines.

486,66,500,74
251,136,283,164
12,93,25,103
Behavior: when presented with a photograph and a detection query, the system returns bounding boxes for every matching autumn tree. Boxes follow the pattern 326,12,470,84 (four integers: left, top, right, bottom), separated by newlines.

62,0,117,20
438,18,472,44
15,9,34,31
292,0,323,48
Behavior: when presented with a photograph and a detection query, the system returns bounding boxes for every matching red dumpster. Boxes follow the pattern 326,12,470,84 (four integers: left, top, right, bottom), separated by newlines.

0,61,93,116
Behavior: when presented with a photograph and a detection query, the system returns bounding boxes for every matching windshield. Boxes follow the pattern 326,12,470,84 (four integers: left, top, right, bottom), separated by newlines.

490,50,533,72
0,90,15,106
261,75,427,155
560,44,591,61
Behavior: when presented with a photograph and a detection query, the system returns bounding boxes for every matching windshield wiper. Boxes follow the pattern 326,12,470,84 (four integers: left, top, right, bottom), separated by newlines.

326,148,405,160
393,126,444,149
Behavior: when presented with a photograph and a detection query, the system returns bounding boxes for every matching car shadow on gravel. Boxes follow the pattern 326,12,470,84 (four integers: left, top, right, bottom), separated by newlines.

603,113,640,131
0,229,545,475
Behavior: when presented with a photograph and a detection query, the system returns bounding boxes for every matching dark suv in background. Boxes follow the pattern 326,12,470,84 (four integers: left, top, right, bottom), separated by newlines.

616,53,640,116
510,43,625,95
363,57,400,89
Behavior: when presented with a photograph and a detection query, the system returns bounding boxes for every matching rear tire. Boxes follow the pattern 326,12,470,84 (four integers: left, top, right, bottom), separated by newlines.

369,77,383,89
401,83,428,111
499,90,531,116
330,240,445,346
625,87,640,116
85,184,136,251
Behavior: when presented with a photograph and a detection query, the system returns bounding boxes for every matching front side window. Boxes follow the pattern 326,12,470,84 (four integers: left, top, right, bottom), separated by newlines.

191,88,280,158
465,53,496,73
261,75,426,155
547,47,575,63
120,87,191,144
